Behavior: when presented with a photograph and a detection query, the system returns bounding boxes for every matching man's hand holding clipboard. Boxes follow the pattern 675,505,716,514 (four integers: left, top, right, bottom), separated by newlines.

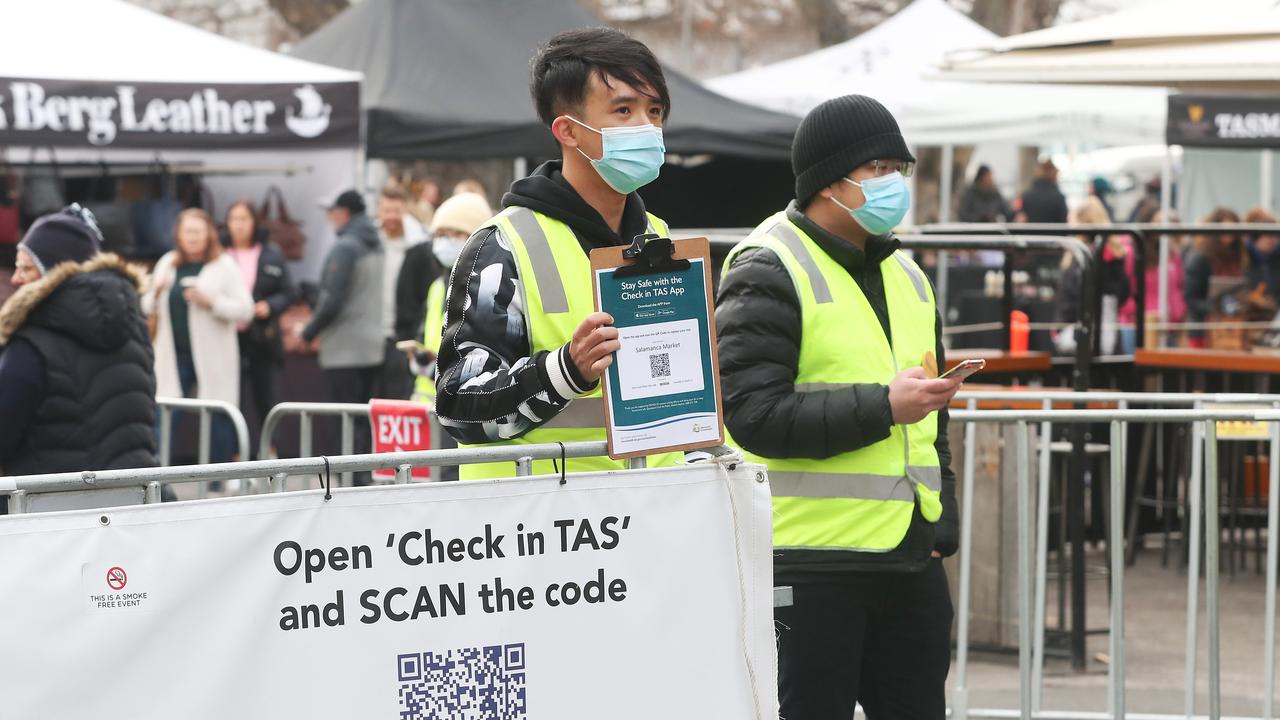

567,311,623,384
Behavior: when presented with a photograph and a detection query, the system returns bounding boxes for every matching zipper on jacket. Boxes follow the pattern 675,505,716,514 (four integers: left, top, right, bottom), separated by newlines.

889,342,911,481
884,262,911,481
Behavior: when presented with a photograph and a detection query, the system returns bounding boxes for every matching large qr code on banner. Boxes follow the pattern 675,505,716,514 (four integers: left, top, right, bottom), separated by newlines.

649,352,672,379
397,644,527,719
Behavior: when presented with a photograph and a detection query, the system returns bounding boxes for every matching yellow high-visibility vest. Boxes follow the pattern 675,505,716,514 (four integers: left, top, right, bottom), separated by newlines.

723,211,942,553
457,206,682,479
413,278,446,402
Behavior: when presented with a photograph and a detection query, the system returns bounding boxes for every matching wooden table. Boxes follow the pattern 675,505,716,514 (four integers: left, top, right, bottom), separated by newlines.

1135,348,1280,375
945,349,1052,375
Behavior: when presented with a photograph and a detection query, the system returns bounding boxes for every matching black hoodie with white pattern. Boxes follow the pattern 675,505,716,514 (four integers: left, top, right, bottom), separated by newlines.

434,161,656,445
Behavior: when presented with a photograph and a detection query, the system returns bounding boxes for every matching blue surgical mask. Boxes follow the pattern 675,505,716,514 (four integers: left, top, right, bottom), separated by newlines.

567,117,665,194
831,171,911,235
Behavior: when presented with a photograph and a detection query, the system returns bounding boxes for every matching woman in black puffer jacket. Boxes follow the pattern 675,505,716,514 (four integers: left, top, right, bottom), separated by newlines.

222,200,296,455
0,206,156,489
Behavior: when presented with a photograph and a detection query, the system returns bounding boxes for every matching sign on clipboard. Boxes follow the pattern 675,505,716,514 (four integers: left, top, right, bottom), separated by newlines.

590,234,725,460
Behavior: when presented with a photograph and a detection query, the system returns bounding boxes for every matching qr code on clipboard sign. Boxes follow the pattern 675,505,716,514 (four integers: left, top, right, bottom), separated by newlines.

397,643,527,719
649,352,672,379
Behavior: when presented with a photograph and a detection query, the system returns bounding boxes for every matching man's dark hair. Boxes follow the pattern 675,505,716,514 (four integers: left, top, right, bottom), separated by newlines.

380,187,407,203
530,27,671,127
975,164,992,182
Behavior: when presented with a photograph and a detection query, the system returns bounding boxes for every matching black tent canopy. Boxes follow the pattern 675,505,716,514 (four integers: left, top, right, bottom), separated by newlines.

292,0,798,161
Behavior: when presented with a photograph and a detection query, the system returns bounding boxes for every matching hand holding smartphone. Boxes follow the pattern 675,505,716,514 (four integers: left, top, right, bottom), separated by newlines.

939,358,985,381
396,339,436,365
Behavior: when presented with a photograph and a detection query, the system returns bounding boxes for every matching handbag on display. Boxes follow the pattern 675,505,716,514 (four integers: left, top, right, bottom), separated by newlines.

260,186,306,260
131,160,182,259
87,163,135,256
20,146,65,227
195,180,217,216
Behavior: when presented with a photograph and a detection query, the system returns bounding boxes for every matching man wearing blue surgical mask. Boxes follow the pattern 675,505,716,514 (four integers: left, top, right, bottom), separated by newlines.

433,28,678,478
717,95,963,720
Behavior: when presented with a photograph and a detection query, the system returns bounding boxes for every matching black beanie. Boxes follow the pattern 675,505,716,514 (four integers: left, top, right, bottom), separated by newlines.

18,204,103,274
792,94,915,207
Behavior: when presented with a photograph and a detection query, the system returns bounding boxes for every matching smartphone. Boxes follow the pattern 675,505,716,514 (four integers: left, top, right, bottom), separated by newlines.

939,358,986,381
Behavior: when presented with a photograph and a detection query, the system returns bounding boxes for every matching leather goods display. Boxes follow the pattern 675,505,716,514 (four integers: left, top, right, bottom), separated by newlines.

260,186,306,260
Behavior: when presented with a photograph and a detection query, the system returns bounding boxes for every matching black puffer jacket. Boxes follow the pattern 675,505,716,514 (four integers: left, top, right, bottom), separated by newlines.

716,203,958,582
1020,178,1069,224
0,254,156,476
240,241,296,363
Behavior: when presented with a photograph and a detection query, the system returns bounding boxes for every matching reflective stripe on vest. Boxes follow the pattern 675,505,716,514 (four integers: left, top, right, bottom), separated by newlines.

723,212,942,553
413,278,447,402
458,207,681,480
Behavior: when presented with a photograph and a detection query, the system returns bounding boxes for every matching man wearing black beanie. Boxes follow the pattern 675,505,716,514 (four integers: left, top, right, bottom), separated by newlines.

717,95,964,719
0,205,156,494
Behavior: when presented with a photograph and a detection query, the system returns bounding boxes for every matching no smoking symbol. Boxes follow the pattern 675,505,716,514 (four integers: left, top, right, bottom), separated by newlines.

106,567,127,591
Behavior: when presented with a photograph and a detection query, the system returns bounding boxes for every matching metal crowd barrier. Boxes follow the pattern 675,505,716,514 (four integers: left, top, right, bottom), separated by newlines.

258,401,449,489
949,399,1280,720
8,392,1280,717
902,235,1100,673
157,396,251,469
0,399,248,512
0,440,652,514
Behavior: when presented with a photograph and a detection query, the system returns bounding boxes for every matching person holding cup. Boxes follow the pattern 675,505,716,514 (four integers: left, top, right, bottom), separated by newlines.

143,208,253,463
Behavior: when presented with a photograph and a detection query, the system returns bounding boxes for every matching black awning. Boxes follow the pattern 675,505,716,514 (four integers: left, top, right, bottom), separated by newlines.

291,0,798,160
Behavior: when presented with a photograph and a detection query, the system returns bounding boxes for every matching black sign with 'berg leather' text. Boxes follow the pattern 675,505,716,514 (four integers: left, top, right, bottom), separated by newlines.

0,77,360,150
1168,94,1280,149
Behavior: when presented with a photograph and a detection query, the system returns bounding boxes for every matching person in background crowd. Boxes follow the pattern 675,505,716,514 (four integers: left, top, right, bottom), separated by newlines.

0,206,156,510
957,164,1012,223
1090,176,1115,221
435,28,679,478
1055,197,1130,354
408,178,443,227
1244,207,1280,304
1184,207,1244,348
300,190,384,485
395,191,493,359
1122,206,1187,348
223,200,296,455
452,178,487,201
375,188,417,400
145,209,254,463
1128,176,1164,223
718,94,961,720
1020,159,1069,224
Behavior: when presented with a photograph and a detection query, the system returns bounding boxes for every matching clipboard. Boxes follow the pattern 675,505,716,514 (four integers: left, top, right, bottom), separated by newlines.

590,233,726,460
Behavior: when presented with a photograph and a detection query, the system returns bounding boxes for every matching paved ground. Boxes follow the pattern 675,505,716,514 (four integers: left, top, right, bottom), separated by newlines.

953,544,1277,718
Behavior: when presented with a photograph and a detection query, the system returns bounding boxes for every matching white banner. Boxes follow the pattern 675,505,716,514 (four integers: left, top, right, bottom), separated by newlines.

0,463,776,720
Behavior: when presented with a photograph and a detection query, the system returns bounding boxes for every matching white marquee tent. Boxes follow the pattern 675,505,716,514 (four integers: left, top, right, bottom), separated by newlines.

934,0,1280,92
934,0,1280,218
0,0,364,279
1,0,359,86
706,0,1168,148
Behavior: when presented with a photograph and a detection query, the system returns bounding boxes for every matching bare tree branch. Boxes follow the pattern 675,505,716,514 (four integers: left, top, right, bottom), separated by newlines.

267,0,348,38
967,0,1063,34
